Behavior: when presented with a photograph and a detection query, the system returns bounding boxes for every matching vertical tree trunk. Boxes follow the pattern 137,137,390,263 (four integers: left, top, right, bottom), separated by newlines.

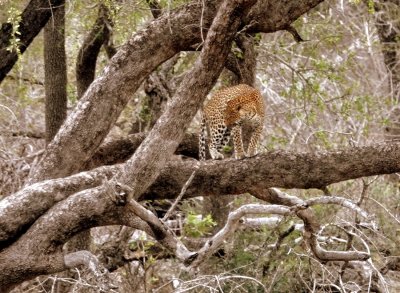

44,1,67,144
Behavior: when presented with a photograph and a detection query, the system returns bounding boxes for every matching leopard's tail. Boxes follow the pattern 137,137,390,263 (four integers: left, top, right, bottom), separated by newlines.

199,112,207,161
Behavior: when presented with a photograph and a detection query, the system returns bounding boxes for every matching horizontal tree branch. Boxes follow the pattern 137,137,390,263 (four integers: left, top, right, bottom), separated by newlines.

142,142,400,200
1,141,385,288
2,142,398,248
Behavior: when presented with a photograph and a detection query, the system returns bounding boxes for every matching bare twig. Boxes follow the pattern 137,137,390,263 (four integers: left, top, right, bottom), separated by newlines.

126,199,195,262
251,188,371,262
163,170,197,221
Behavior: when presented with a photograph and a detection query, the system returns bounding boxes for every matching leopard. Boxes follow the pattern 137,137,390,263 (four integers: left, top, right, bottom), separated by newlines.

199,84,265,160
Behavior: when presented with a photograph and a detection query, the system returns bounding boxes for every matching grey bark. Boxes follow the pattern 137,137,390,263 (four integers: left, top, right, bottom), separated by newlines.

2,142,400,249
0,0,257,289
0,0,334,290
203,33,258,232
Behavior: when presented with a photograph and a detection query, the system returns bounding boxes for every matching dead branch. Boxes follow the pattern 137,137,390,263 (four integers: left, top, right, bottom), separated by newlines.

188,204,292,268
251,188,370,262
305,196,371,219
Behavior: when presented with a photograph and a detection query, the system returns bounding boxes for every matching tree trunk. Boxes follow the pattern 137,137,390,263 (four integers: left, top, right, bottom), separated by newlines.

44,1,67,144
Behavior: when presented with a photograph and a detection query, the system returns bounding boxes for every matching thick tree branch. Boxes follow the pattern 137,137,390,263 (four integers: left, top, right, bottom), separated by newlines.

0,181,155,290
84,132,199,170
142,142,400,200
1,139,390,289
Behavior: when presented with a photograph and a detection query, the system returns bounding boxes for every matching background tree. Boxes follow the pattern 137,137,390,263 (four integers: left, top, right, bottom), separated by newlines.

44,1,67,143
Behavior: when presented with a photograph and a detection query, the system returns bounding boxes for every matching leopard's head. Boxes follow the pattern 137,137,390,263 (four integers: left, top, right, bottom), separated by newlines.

224,99,255,126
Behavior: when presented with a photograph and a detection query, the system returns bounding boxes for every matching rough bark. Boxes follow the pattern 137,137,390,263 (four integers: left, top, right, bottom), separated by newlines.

44,1,67,143
76,4,113,99
225,34,258,86
141,142,400,201
0,0,65,84
146,0,163,18
27,0,325,183
0,185,156,291
0,0,336,289
0,0,257,289
83,132,199,170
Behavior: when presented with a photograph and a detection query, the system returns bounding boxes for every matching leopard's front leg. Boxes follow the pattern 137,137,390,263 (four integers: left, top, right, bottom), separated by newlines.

231,124,245,159
208,124,226,160
247,118,263,157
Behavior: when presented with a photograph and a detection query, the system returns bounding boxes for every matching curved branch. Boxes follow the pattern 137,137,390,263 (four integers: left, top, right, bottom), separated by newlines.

0,182,155,290
76,4,113,99
189,204,291,268
251,189,370,262
305,196,370,219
